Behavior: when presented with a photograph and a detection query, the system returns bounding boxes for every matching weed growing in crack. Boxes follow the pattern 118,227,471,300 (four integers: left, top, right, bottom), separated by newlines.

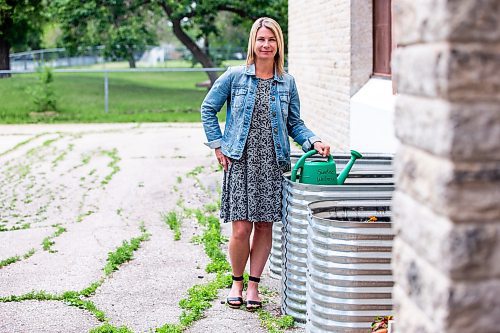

101,148,121,186
23,248,36,259
0,225,150,333
203,203,218,213
0,223,30,232
90,323,134,333
42,138,58,147
0,290,58,302
103,231,150,275
76,210,95,223
163,211,181,241
196,213,231,274
0,133,48,158
42,224,67,253
52,143,74,168
62,291,106,321
156,323,184,333
79,280,104,297
186,166,204,178
258,310,295,333
41,238,55,252
0,255,21,268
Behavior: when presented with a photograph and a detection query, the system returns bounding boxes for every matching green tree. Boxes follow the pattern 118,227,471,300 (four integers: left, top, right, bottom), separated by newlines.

52,0,158,68
0,0,46,77
157,0,287,84
53,0,287,83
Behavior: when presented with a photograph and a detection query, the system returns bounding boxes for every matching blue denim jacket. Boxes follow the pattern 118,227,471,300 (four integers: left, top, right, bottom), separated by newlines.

201,64,320,170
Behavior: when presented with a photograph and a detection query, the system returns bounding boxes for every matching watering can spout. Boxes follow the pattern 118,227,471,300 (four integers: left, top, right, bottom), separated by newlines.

337,150,363,184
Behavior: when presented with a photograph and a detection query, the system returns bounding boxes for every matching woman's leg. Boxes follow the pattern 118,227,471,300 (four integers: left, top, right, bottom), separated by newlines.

247,222,273,302
228,220,253,300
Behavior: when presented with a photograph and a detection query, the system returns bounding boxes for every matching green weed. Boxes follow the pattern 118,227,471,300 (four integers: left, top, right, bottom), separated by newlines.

258,310,295,333
42,224,67,253
76,210,95,222
203,203,218,213
156,323,184,333
0,290,58,302
23,248,36,259
186,166,204,177
90,323,134,333
101,148,121,186
103,232,150,275
62,291,106,321
80,280,104,297
0,256,21,268
0,133,47,158
163,211,181,241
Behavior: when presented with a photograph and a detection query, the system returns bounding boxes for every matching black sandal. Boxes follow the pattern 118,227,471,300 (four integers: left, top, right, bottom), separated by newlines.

245,276,262,311
226,275,244,308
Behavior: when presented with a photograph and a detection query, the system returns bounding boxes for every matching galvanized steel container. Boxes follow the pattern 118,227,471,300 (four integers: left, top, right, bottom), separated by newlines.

269,168,394,279
306,200,394,333
280,178,394,325
269,171,392,279
270,221,283,278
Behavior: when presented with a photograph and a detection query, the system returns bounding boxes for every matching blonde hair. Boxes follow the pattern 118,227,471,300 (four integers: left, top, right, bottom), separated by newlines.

246,17,285,76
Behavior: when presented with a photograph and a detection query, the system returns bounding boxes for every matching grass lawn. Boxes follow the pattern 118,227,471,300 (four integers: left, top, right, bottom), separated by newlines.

0,69,230,124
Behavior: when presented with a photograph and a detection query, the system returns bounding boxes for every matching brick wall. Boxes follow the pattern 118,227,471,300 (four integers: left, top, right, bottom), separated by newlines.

288,0,351,150
392,0,500,331
288,0,373,150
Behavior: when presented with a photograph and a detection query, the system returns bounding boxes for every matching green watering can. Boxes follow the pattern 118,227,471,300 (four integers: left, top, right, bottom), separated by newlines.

290,149,363,185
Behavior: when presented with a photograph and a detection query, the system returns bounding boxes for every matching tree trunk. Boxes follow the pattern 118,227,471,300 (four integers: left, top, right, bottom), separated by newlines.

0,37,11,78
159,1,219,86
128,52,136,68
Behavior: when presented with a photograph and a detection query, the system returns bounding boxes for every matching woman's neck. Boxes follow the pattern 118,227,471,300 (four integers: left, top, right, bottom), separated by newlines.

254,59,274,79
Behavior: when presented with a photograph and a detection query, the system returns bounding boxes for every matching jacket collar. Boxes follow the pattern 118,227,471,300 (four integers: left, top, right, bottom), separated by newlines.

245,63,284,82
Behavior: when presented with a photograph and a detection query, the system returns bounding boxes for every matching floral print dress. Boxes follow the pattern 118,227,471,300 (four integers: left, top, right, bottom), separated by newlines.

220,78,282,224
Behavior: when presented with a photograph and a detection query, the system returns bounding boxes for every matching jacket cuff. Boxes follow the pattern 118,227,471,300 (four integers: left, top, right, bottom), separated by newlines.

205,139,222,149
302,136,322,152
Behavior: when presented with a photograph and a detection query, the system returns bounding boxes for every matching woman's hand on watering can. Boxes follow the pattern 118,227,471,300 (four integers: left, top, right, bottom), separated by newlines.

313,141,331,157
215,148,231,171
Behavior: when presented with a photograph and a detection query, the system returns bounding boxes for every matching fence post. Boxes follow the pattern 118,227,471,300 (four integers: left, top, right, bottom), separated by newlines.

104,71,109,113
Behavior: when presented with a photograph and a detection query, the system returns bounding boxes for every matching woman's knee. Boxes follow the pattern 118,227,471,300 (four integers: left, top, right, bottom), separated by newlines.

232,220,252,240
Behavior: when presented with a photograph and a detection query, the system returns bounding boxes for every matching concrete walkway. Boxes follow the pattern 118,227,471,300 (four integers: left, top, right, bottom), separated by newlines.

0,123,302,333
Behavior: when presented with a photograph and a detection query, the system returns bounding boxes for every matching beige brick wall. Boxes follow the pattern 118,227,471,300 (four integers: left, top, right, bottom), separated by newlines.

393,0,500,331
288,0,373,150
288,0,351,150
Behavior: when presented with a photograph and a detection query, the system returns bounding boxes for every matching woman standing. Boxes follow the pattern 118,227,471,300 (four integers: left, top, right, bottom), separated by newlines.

201,17,330,310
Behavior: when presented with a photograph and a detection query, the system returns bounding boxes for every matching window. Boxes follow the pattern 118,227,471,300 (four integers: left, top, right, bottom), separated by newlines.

373,0,393,76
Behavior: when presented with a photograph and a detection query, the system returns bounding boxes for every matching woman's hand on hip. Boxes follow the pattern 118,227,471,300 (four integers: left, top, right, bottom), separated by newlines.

215,148,231,171
313,141,331,157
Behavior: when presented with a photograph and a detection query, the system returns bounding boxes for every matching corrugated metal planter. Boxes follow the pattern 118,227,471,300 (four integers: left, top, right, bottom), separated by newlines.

270,170,393,278
270,221,283,278
306,200,394,333
279,177,394,325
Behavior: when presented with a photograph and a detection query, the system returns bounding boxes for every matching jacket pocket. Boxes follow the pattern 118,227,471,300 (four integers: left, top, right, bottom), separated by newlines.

279,93,289,119
232,87,248,111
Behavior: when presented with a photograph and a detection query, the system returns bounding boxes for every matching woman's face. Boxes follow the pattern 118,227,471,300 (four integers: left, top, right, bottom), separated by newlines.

253,27,277,61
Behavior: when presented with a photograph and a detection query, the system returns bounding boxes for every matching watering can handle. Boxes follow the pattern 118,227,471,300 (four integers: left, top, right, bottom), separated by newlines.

290,150,333,182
